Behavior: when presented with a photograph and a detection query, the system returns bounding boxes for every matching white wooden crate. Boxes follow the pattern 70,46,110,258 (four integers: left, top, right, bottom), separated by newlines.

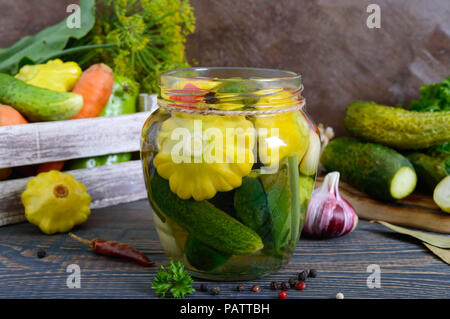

0,94,157,226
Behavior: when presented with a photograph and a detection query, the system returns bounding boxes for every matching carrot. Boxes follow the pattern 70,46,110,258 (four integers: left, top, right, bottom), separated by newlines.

37,64,114,172
36,161,65,174
72,63,114,119
0,105,28,180
0,105,28,126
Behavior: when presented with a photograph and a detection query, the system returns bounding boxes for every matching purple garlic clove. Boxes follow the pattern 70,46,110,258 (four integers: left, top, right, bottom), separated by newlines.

303,172,358,238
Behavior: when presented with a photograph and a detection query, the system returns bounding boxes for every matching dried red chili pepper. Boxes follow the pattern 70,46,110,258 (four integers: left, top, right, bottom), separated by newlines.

69,233,154,267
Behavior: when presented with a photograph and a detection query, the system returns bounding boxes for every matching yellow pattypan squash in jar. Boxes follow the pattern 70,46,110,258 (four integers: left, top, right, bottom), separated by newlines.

254,89,298,109
154,112,256,201
21,171,91,235
255,111,310,167
15,59,82,92
161,79,219,102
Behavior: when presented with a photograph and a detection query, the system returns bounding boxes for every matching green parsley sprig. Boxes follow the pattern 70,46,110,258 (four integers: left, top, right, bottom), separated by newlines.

409,76,450,112
409,77,450,156
152,261,195,298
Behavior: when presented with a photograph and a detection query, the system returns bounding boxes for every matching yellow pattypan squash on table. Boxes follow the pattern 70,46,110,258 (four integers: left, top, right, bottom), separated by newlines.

154,112,256,201
15,59,82,92
255,111,310,167
21,171,91,235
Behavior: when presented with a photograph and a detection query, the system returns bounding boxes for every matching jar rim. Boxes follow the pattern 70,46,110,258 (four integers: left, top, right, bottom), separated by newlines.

159,67,304,112
162,67,301,82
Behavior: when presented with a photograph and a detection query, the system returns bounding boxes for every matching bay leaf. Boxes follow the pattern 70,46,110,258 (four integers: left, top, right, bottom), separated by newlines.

423,242,450,265
376,221,450,248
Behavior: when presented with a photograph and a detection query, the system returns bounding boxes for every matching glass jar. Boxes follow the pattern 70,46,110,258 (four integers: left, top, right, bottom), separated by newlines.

141,67,319,280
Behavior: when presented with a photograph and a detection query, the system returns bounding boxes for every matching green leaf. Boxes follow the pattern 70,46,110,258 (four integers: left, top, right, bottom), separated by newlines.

409,76,450,112
151,261,195,298
0,0,95,74
151,266,172,298
234,175,272,241
424,142,450,157
376,221,450,248
423,242,450,264
260,160,292,251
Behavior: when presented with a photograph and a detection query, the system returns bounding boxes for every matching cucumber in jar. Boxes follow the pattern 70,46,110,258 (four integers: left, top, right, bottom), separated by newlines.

150,173,263,255
185,237,231,271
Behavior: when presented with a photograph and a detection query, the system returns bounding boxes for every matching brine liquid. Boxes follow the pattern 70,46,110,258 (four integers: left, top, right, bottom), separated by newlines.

152,211,300,280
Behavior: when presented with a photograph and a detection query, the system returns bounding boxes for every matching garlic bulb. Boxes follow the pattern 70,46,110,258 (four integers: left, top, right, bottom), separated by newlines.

303,172,358,238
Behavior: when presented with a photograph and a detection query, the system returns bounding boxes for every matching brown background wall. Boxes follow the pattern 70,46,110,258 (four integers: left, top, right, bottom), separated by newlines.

1,0,449,135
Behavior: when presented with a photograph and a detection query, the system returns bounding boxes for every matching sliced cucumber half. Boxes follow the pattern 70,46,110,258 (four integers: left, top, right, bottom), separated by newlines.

434,176,450,213
390,166,417,199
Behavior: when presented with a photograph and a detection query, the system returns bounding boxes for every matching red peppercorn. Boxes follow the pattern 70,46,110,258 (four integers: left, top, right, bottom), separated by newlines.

296,281,306,290
278,291,287,299
251,285,261,293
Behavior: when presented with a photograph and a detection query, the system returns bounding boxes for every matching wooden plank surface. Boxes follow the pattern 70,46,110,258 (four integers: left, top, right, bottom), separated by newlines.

0,199,448,299
315,177,450,234
0,112,151,168
0,160,147,226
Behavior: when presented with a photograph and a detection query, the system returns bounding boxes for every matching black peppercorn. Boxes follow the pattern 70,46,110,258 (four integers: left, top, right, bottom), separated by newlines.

236,284,245,292
204,92,219,104
281,281,290,290
288,277,297,288
210,286,220,295
309,269,317,278
200,283,209,292
270,281,279,290
37,248,46,259
298,270,309,281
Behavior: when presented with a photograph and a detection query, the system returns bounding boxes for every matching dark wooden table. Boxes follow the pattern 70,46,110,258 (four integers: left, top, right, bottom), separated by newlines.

0,200,448,299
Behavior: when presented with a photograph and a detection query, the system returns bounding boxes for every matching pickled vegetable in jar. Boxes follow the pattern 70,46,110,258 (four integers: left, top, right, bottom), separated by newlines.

141,67,319,280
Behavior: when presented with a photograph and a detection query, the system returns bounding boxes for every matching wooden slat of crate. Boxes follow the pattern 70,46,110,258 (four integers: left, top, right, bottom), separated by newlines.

0,160,147,227
0,112,151,169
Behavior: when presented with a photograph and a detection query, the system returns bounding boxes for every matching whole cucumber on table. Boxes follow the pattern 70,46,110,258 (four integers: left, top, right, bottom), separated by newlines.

150,172,263,255
321,137,417,201
406,152,450,193
343,101,450,150
0,73,83,121
66,75,139,170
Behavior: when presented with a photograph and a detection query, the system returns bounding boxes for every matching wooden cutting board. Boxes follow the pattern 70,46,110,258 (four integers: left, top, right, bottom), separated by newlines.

315,176,450,234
